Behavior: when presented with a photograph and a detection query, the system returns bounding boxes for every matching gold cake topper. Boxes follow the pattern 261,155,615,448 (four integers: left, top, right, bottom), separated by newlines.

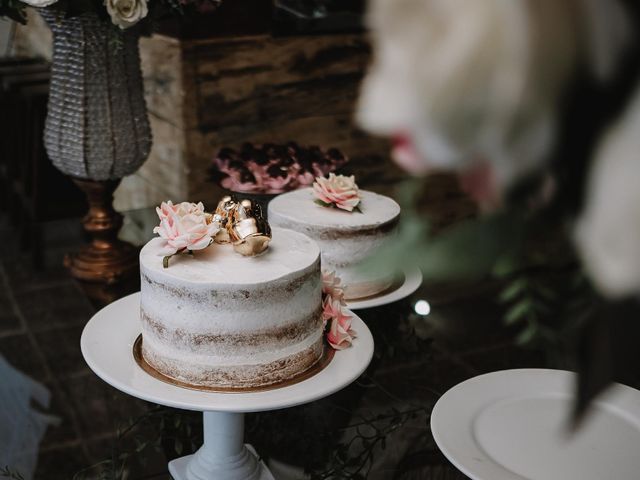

213,196,272,256
211,195,236,244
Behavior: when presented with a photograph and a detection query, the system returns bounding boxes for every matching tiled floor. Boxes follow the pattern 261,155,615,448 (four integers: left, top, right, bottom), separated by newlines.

0,212,551,479
0,215,166,479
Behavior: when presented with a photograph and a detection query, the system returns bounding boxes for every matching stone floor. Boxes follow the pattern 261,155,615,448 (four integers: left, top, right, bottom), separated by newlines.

0,214,167,480
0,212,553,479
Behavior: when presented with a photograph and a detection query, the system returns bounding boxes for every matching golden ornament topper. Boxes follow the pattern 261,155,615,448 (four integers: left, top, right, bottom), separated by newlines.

212,195,236,244
213,196,271,256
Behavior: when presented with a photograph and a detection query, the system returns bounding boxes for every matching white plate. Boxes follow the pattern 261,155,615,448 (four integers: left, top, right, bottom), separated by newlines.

346,267,423,310
80,293,374,413
431,369,640,480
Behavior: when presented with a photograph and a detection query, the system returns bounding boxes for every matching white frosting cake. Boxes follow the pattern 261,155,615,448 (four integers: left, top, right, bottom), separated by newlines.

139,227,323,388
268,188,400,299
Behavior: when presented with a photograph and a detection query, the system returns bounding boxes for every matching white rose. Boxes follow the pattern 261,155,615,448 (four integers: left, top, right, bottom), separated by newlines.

105,0,148,29
575,84,640,298
356,0,630,194
22,0,58,7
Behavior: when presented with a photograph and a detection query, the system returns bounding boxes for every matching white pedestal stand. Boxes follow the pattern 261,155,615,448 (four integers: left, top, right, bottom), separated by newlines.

80,293,374,480
169,412,269,480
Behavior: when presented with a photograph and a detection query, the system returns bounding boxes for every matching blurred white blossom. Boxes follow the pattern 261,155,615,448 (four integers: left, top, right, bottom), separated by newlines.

357,0,630,196
575,85,640,298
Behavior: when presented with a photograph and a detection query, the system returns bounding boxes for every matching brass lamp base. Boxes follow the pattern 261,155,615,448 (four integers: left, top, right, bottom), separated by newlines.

64,241,138,284
64,178,139,294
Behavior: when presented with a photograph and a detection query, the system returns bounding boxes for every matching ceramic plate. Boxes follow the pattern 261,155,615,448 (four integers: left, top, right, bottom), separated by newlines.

431,369,640,480
80,293,374,413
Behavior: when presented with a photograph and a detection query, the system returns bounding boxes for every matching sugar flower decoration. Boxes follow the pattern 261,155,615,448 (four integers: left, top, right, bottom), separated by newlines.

153,201,220,268
322,270,356,350
322,270,346,305
313,174,361,212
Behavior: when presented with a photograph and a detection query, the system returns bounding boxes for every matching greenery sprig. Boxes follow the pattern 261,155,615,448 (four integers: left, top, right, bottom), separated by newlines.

72,405,201,480
309,405,431,480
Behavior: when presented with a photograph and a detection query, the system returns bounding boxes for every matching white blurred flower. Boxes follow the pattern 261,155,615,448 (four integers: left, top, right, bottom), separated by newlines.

575,85,640,298
20,0,58,6
357,0,630,197
105,0,148,29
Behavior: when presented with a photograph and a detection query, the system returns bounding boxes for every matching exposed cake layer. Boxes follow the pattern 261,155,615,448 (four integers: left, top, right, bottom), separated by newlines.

139,227,324,388
141,334,324,388
268,188,400,299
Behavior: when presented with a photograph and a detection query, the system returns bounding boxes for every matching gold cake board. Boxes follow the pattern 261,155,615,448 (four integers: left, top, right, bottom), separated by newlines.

133,335,335,394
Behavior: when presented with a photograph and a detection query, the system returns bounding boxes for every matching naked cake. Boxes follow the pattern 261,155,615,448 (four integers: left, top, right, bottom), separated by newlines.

139,221,324,389
268,176,401,300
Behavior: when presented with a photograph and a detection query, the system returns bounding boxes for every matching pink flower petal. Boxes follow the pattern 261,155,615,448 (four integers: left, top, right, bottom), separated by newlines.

313,174,361,211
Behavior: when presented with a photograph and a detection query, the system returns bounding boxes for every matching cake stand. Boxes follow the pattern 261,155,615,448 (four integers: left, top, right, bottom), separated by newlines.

346,266,423,310
80,293,374,480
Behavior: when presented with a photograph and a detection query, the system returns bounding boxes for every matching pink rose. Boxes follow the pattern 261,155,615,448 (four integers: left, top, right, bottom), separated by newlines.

322,296,356,350
214,157,231,174
153,201,220,257
221,175,260,194
322,270,345,306
245,160,269,179
263,173,295,194
321,270,355,350
156,200,206,221
296,170,316,187
313,174,361,212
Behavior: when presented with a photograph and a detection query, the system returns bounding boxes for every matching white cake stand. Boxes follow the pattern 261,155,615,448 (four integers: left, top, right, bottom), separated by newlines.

80,293,374,480
346,267,423,310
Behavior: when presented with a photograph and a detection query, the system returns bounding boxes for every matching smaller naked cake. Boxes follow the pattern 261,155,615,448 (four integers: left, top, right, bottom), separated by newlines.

140,198,325,389
269,176,400,299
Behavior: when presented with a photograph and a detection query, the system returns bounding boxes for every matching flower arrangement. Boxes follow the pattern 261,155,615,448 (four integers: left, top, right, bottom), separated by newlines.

0,0,219,29
212,142,348,195
313,173,361,212
154,197,272,267
322,270,356,350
